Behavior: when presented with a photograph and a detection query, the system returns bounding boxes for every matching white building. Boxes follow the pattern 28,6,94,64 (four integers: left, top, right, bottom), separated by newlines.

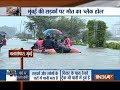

113,23,120,38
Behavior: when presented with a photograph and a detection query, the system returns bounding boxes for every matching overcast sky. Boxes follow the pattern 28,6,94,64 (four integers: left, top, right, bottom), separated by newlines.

0,16,120,33
0,16,29,33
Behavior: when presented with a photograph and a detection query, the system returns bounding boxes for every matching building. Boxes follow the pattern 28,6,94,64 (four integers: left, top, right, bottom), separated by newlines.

113,23,120,38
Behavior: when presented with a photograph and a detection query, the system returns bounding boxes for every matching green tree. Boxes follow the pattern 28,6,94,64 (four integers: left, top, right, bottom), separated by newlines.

54,16,86,40
0,34,2,42
81,30,88,43
87,20,107,48
87,20,95,48
25,22,36,39
69,16,86,40
15,32,32,40
96,20,107,47
25,16,58,38
25,16,86,40
0,26,16,38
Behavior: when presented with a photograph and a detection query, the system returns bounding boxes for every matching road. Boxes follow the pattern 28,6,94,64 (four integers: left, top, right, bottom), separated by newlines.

0,38,120,69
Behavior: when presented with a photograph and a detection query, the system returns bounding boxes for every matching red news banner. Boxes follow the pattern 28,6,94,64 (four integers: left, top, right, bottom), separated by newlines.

0,0,95,7
9,48,33,58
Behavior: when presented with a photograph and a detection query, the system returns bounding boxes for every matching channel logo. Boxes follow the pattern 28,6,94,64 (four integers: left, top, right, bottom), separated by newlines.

94,74,114,80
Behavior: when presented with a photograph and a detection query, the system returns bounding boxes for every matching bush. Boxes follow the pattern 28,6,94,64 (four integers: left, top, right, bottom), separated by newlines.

21,39,27,41
72,41,86,46
105,42,120,49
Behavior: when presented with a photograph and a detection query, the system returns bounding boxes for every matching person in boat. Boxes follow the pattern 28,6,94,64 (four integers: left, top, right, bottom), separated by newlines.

56,36,72,53
42,36,54,49
63,36,72,48
0,40,3,52
31,43,37,50
36,37,43,50
52,38,71,53
58,45,71,53
52,39,60,52
31,37,43,50
0,35,6,51
2,35,7,45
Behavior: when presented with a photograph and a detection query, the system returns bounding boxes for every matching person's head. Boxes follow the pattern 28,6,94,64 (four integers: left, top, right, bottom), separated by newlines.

55,39,57,42
2,35,5,38
51,37,55,40
64,36,68,39
38,37,42,40
46,36,51,39
61,39,64,43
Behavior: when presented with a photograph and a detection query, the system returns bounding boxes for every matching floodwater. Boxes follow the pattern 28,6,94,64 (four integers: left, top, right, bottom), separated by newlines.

0,38,120,69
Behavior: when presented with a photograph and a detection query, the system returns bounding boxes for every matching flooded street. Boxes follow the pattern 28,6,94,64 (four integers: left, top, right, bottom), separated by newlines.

0,39,120,69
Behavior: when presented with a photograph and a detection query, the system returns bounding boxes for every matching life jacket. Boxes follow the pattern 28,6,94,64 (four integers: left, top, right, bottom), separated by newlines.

64,38,72,47
69,39,73,46
2,38,6,45
63,38,70,48
36,40,43,49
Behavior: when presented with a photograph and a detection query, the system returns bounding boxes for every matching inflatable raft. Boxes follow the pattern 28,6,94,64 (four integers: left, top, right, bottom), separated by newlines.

33,48,80,54
33,49,56,54
70,48,81,53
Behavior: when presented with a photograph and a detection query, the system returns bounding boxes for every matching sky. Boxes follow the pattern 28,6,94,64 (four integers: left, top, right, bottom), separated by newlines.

0,16,120,34
81,16,120,30
0,16,29,33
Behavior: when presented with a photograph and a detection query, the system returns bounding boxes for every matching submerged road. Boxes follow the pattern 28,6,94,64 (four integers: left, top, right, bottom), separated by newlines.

0,39,120,69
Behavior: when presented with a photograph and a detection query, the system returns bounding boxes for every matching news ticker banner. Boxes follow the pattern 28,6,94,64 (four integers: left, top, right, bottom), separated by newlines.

21,7,120,16
0,7,120,16
0,69,120,81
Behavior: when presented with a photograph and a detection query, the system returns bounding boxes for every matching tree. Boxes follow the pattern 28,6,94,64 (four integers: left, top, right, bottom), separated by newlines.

25,22,36,39
0,26,16,38
96,20,107,47
87,20,107,48
25,16,58,38
0,34,2,41
81,30,88,43
69,16,86,40
53,16,86,40
15,32,32,40
25,16,86,40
